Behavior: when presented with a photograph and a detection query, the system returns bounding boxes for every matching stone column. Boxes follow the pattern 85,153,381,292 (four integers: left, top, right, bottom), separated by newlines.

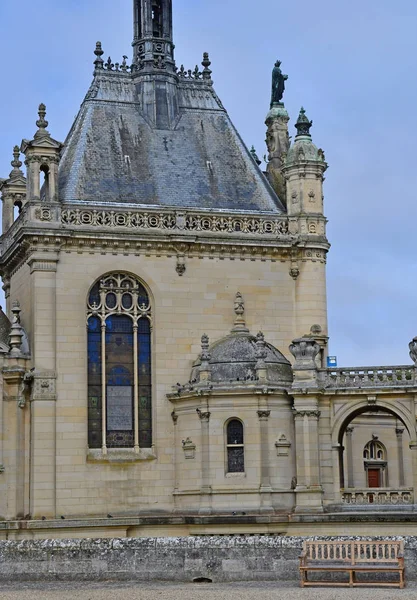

331,443,343,504
257,409,273,513
171,411,179,510
396,428,405,487
346,427,354,488
1,194,14,233
409,441,417,502
197,408,211,514
28,254,59,518
290,335,323,512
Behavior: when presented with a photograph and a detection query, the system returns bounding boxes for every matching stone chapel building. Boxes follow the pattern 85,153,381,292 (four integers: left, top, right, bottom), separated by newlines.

0,0,417,539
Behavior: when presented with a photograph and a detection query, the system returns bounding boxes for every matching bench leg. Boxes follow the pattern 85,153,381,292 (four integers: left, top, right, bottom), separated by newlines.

400,570,404,589
300,569,307,587
349,570,354,587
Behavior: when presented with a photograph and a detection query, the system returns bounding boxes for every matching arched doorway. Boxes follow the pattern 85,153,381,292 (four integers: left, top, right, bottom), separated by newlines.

332,401,415,505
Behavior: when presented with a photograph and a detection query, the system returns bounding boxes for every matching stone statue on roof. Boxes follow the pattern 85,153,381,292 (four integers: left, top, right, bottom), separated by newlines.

271,60,288,107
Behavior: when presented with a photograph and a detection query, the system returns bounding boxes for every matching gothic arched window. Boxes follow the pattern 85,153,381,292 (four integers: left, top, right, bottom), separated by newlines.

226,419,245,473
87,273,152,450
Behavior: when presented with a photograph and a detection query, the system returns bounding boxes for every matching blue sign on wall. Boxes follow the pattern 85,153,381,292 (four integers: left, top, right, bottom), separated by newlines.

327,356,337,368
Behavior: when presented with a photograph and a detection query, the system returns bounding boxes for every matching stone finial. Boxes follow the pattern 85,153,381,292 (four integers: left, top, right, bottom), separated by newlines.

9,301,24,357
9,146,23,180
94,41,104,69
295,107,313,138
250,146,262,166
255,331,268,381
34,104,50,139
201,52,212,80
199,334,211,381
201,334,211,363
289,335,320,370
409,336,417,364
232,292,249,333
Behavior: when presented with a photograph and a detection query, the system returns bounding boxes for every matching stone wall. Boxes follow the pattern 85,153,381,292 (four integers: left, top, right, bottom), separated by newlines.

0,535,415,582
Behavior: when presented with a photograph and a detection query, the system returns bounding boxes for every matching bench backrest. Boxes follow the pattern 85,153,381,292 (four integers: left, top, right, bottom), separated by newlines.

304,541,403,565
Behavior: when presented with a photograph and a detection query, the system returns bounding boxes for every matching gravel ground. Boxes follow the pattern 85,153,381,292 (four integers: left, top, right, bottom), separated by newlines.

0,581,414,600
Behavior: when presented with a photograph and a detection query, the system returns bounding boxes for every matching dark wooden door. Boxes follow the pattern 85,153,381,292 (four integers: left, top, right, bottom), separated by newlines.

368,469,380,488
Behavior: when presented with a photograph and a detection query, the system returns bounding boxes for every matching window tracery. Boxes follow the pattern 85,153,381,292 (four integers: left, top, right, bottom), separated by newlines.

226,419,245,473
87,273,152,451
363,440,386,461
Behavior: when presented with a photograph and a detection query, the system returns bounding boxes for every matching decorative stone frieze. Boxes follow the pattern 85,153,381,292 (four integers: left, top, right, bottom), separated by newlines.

61,206,292,236
292,409,321,420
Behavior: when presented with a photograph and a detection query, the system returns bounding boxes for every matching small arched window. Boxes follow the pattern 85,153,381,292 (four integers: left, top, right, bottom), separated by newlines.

226,419,245,473
363,440,386,461
87,273,152,450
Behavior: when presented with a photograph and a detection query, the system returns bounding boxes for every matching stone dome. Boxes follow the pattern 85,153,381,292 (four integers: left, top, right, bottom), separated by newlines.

191,332,292,384
285,108,326,167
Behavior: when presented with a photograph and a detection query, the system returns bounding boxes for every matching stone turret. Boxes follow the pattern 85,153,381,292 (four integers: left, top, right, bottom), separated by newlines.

0,146,27,233
283,107,327,217
132,0,175,73
20,104,63,203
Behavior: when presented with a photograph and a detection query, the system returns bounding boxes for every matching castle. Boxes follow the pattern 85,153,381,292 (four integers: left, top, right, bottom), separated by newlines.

0,0,416,539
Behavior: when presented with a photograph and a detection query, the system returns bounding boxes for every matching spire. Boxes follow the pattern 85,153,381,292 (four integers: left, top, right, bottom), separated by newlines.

132,0,175,72
295,107,313,138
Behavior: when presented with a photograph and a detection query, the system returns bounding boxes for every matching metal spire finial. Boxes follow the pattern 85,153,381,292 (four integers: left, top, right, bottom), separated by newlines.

295,107,313,138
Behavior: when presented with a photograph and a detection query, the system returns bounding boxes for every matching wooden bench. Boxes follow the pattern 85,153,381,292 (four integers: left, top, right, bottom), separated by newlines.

299,540,405,588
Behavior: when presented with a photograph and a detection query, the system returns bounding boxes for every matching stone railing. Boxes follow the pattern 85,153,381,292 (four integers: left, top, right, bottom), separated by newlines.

60,205,293,236
342,488,414,505
319,366,415,389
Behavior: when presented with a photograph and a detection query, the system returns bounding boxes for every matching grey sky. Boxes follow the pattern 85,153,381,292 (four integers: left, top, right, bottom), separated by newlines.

0,0,416,367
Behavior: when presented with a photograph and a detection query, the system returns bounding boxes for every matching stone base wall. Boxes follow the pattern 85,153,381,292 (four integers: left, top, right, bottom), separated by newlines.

0,536,416,583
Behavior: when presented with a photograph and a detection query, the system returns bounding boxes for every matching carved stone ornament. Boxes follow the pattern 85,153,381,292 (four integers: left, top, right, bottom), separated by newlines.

275,433,291,456
289,266,300,280
196,408,210,421
34,206,53,222
409,336,417,364
182,437,196,459
257,409,271,421
289,336,320,370
176,255,186,276
18,369,34,409
293,408,321,419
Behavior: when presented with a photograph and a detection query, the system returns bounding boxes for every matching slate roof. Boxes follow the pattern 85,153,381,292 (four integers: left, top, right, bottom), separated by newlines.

58,71,285,213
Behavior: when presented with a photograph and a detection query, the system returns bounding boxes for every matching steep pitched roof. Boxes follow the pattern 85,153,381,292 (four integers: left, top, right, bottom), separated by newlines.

58,69,284,213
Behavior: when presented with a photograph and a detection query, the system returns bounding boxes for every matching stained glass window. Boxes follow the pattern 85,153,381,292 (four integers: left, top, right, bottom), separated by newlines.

226,419,244,473
87,274,152,450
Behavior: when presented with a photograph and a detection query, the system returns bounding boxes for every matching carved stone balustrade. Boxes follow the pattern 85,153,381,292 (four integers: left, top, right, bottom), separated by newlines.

319,366,415,390
342,488,414,505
